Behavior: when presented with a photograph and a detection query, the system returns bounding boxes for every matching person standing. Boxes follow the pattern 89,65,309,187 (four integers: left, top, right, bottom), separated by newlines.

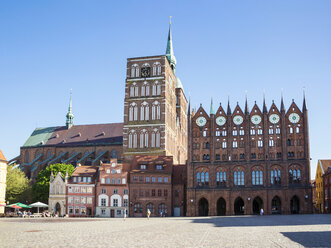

260,208,264,216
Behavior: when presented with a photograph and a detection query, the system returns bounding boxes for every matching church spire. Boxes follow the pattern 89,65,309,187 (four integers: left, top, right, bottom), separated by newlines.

66,90,74,129
210,98,214,115
166,16,177,73
281,89,285,112
245,93,249,114
263,92,267,113
303,88,307,111
227,96,231,115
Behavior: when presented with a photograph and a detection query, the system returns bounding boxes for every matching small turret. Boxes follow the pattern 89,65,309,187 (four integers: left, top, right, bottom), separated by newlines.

50,171,54,182
66,91,74,129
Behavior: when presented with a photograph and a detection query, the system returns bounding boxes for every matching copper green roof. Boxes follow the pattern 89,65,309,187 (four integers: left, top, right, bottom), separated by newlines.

22,123,123,148
23,127,58,147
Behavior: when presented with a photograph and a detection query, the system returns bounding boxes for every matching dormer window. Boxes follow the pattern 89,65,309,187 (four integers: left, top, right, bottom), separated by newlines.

156,165,163,170
140,164,147,170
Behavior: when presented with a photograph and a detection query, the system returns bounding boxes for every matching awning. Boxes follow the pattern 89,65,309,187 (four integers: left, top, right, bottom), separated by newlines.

48,152,68,165
77,151,94,164
63,152,82,164
92,150,108,165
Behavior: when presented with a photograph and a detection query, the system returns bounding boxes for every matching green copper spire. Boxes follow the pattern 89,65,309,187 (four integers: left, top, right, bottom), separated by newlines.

210,98,214,115
66,90,74,129
166,17,177,73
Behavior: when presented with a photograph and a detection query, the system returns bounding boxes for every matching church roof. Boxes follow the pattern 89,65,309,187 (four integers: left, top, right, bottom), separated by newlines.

0,150,7,162
22,123,123,148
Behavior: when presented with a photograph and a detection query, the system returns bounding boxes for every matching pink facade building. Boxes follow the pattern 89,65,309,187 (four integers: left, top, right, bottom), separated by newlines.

66,166,98,217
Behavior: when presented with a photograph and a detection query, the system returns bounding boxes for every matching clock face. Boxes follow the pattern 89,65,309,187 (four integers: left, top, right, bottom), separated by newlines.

269,114,280,124
251,115,261,125
216,116,226,126
289,113,300,124
233,115,243,125
196,116,207,127
141,67,150,77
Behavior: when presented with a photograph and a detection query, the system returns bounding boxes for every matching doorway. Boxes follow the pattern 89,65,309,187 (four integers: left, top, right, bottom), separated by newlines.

234,197,245,215
291,196,300,214
271,196,281,214
217,198,226,216
198,198,209,216
252,197,263,215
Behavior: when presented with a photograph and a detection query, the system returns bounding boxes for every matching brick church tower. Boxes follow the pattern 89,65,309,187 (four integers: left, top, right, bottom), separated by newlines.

122,21,188,165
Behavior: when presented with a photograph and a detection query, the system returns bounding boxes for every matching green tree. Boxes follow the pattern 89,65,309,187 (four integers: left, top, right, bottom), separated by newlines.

6,164,32,204
32,163,75,203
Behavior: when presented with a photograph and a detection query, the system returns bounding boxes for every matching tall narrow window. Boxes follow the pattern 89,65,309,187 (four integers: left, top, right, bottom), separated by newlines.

156,132,160,147
133,133,137,148
128,132,133,148
145,104,149,121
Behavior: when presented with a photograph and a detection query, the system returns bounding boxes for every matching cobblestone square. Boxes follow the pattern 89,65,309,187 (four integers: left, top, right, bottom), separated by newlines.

1,214,331,248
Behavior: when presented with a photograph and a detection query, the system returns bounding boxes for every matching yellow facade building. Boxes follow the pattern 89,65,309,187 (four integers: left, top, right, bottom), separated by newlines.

0,150,7,214
315,160,331,213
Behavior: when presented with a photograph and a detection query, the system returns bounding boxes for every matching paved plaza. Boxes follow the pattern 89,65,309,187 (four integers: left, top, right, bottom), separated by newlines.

0,214,331,248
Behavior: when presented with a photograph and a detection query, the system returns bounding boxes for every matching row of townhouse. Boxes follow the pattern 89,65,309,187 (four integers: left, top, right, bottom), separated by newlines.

48,156,186,217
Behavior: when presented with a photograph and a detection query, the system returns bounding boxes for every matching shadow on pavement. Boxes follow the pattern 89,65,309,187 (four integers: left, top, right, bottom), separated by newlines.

281,231,331,247
185,214,331,227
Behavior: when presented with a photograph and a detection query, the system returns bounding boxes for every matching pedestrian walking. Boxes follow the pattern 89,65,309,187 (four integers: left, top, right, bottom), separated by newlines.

123,211,127,221
147,209,151,220
260,208,264,216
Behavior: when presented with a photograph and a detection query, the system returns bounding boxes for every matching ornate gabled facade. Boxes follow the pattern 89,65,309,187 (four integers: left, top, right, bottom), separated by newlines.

49,171,68,216
122,22,187,165
187,96,312,216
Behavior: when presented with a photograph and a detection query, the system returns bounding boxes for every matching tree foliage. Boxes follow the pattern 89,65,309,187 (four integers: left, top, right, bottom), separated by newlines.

32,163,75,203
6,164,32,204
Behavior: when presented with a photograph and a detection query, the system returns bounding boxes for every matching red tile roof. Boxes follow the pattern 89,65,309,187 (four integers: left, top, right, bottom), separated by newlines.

0,150,7,162
319,160,331,174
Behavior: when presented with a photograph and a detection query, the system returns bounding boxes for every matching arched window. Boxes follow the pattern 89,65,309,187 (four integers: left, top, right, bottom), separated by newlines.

197,172,201,183
152,81,161,96
234,168,245,186
129,103,137,121
205,172,209,182
130,83,139,98
153,62,161,76
252,167,263,185
140,130,148,148
216,168,226,186
134,203,142,213
24,151,29,163
152,101,160,120
140,102,149,121
129,131,137,148
131,64,139,78
151,129,160,148
201,172,205,183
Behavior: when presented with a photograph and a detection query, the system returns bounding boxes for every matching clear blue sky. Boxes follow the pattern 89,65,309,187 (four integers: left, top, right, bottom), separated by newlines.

1,1,330,179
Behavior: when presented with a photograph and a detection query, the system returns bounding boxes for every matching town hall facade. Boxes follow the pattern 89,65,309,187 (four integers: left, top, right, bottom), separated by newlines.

16,21,312,216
